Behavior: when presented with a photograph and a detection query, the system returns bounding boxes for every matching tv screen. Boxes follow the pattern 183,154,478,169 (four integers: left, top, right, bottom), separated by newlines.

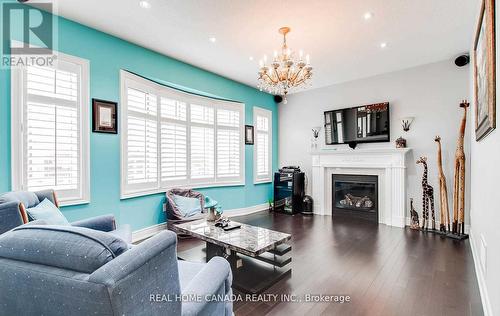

324,102,390,145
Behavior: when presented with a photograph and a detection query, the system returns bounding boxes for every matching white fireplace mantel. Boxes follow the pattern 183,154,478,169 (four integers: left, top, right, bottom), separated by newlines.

311,148,411,227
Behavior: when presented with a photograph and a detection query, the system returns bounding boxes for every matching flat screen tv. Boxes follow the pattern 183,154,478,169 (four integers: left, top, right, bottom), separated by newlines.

324,102,390,146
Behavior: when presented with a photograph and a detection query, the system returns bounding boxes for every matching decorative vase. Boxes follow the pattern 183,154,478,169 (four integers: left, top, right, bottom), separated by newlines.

395,136,407,148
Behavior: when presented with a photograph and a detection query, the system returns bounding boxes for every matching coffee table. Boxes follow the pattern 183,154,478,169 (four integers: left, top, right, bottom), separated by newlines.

171,219,292,294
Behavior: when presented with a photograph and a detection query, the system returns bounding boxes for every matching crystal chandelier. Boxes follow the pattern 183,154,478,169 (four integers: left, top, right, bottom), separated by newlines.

258,27,313,104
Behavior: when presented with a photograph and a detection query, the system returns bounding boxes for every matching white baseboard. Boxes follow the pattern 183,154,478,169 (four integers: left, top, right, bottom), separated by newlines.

225,203,269,218
469,228,493,316
404,217,470,233
132,222,168,243
131,203,269,243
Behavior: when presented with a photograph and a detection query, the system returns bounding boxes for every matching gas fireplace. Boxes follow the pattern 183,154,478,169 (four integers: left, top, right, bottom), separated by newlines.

332,174,378,222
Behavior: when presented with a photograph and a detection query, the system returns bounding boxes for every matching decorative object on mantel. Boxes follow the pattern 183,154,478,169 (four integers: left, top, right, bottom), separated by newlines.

435,136,450,232
473,0,496,141
450,101,469,240
395,136,407,148
257,27,313,104
92,99,117,134
400,117,414,132
416,157,436,231
245,125,254,145
311,126,321,150
409,198,420,230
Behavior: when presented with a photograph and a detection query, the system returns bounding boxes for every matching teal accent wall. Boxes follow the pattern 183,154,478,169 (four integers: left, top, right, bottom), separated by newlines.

0,4,278,230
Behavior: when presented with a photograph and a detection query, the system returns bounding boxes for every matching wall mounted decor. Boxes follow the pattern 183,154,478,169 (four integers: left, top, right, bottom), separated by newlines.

245,125,254,145
435,136,450,232
416,157,435,231
400,117,414,132
92,99,117,134
450,101,469,239
311,126,321,150
473,0,496,141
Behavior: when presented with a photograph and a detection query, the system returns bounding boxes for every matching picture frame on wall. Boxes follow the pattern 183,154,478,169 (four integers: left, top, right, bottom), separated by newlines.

473,0,496,141
245,125,254,145
92,99,118,134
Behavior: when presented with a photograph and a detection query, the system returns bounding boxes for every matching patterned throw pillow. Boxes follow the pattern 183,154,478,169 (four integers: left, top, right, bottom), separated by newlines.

26,198,70,226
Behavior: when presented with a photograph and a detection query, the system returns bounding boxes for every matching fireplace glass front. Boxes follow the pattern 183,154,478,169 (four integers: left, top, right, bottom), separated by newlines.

332,174,378,222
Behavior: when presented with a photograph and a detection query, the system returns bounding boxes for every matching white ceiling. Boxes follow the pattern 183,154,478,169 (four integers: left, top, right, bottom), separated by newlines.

51,0,479,91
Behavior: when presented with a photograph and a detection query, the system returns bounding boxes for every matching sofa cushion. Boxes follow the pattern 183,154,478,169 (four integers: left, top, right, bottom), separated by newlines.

0,225,129,273
172,194,202,217
26,198,70,225
0,191,40,208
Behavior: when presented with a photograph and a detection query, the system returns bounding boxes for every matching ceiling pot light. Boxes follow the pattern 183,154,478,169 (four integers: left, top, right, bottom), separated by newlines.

139,0,151,9
249,56,254,61
363,12,373,20
209,37,217,43
380,42,387,48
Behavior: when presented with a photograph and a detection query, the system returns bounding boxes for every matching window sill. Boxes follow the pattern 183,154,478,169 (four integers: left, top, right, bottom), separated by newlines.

121,181,246,200
254,179,272,185
59,199,90,207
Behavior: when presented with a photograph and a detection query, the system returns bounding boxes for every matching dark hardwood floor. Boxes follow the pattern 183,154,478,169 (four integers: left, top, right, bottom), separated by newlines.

177,211,483,316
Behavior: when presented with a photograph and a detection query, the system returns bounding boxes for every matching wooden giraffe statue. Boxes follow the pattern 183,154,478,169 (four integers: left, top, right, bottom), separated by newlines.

416,157,435,230
409,198,420,230
435,136,450,232
452,100,469,234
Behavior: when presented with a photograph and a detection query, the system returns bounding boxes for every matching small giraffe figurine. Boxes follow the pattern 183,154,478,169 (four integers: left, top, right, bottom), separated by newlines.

435,136,450,232
416,157,435,230
409,198,419,230
452,100,469,234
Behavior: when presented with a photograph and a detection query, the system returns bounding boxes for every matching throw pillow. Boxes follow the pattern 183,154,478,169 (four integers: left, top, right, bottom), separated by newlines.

173,194,202,217
26,198,70,226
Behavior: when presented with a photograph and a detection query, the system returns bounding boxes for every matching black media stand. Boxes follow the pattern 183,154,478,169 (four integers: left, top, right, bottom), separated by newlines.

273,169,305,214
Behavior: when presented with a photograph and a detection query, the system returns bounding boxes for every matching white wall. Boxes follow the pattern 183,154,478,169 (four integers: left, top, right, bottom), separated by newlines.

468,2,500,315
279,60,471,223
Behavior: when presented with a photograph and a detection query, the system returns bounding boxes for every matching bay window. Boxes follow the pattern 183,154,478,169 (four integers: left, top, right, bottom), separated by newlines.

120,71,245,198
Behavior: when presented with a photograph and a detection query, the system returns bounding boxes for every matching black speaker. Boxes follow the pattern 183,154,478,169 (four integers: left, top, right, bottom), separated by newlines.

274,95,283,103
347,141,358,149
455,54,470,67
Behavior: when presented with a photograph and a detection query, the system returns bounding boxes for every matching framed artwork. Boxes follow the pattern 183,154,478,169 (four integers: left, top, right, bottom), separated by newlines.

245,125,254,145
473,0,496,141
92,99,118,134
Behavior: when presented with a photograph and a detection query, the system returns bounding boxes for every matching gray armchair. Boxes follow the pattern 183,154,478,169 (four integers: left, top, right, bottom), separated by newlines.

0,225,233,315
0,190,131,242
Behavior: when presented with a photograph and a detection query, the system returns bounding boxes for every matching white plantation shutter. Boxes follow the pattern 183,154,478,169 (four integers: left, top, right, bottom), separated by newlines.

190,104,215,180
120,71,245,198
124,87,158,192
160,97,187,183
217,107,242,179
256,133,269,175
254,107,272,183
11,52,90,205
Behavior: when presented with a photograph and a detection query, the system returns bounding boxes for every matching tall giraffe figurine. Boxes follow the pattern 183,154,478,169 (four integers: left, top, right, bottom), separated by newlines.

416,157,435,230
452,100,469,234
435,136,450,232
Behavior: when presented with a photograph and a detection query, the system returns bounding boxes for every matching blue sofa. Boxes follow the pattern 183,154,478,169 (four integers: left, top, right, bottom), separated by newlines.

0,190,131,242
0,224,233,315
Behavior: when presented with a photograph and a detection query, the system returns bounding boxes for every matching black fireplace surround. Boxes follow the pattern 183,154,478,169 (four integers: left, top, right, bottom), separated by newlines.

332,174,378,222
